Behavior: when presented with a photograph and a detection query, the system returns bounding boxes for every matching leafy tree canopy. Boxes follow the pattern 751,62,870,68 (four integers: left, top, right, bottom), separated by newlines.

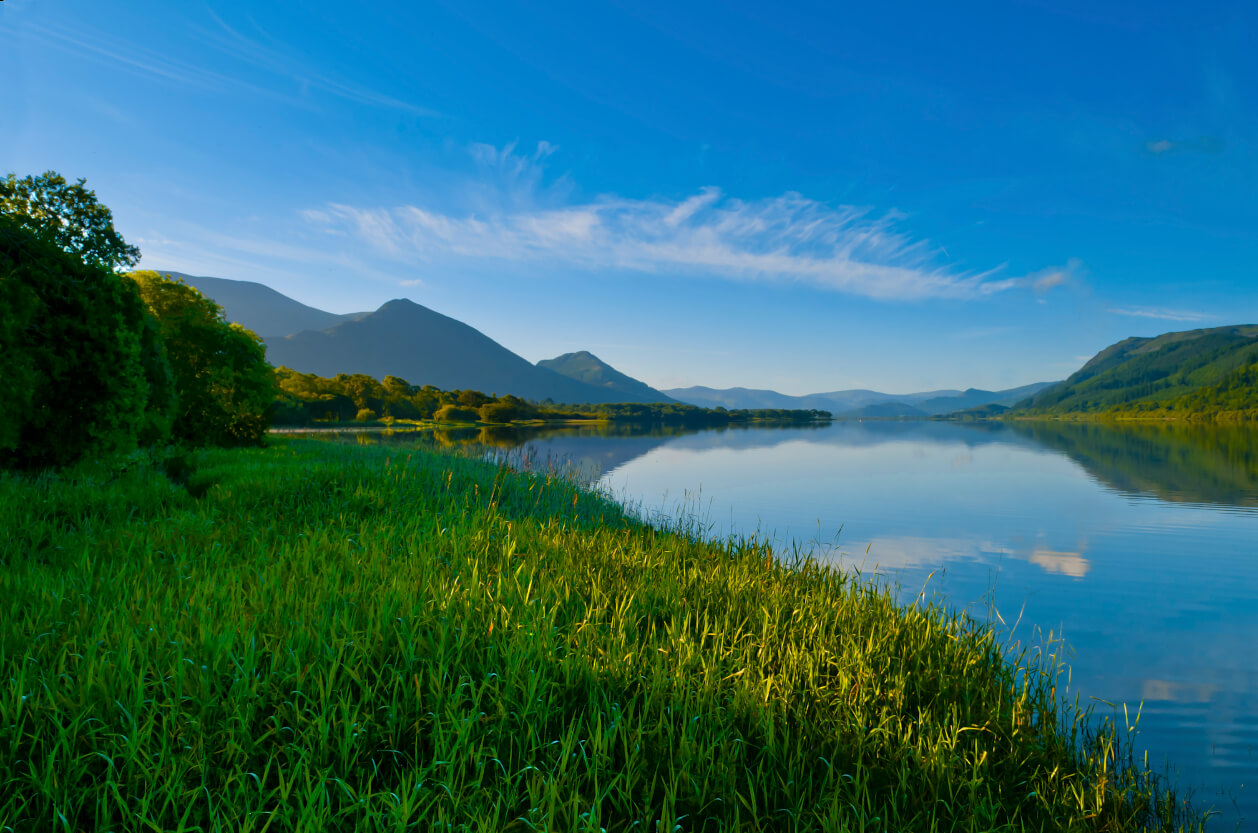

129,271,276,447
0,217,171,469
1,171,141,272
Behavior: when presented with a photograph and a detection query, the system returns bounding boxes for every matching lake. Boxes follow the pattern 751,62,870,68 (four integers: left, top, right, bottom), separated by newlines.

294,419,1258,827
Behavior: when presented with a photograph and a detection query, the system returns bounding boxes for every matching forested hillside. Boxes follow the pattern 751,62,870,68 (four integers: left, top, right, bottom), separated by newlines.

1016,325,1258,418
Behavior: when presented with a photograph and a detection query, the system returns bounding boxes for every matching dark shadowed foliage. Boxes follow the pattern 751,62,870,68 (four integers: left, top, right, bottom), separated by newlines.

0,217,173,469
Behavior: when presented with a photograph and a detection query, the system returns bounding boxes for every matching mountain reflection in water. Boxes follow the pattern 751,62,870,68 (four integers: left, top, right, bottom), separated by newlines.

293,418,1258,510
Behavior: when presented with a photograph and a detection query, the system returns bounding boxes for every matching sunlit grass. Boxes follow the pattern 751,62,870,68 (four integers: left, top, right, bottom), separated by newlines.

0,439,1205,831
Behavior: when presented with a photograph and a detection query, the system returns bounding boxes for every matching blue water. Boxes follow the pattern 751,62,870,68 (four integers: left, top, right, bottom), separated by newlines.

302,420,1258,826
527,420,1258,827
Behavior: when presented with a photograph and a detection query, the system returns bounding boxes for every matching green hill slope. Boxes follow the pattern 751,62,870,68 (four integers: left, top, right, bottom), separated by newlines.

1017,325,1258,416
537,351,675,403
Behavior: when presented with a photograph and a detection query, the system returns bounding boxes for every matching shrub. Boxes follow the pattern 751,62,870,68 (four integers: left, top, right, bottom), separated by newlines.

355,408,378,422
478,400,521,423
456,389,491,408
433,404,480,423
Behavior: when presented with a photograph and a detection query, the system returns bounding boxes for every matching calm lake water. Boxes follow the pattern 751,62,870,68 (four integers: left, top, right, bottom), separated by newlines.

294,420,1257,827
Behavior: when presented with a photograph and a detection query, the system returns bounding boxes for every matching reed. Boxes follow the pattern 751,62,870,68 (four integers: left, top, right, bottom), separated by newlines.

0,439,1205,831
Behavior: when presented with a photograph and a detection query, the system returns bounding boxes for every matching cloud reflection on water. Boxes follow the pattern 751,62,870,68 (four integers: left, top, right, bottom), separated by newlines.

817,535,1091,581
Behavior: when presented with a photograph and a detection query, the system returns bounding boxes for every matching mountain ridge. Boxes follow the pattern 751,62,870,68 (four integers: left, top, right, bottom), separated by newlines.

173,271,1061,414
666,382,1056,417
264,298,668,404
159,271,367,338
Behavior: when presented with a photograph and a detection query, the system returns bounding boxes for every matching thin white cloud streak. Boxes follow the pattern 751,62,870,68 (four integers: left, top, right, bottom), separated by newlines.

198,11,439,117
20,15,436,118
19,23,288,104
135,224,413,290
307,184,1059,301
1145,137,1224,155
1108,307,1213,322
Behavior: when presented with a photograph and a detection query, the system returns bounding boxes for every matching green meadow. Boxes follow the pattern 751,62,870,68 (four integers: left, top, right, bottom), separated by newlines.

0,439,1206,832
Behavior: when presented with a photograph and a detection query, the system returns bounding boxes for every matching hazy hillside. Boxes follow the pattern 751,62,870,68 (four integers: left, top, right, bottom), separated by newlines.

537,351,675,403
266,298,663,404
1017,325,1258,415
668,382,1055,417
661,386,832,410
162,272,366,337
913,383,1055,416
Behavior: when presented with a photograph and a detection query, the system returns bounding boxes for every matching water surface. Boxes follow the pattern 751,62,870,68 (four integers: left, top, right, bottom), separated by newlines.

296,420,1258,826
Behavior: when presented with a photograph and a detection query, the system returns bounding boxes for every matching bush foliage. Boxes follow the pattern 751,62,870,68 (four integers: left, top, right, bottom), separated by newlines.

128,271,276,447
0,217,173,469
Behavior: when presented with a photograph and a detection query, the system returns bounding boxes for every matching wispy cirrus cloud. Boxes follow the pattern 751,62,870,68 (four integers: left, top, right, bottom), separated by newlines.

19,15,436,117
1108,306,1213,322
197,11,438,117
1145,137,1224,155
135,224,411,290
19,22,281,101
301,144,1071,302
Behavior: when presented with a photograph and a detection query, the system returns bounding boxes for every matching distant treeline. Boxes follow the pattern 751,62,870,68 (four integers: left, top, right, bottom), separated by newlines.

273,368,831,426
1016,361,1258,422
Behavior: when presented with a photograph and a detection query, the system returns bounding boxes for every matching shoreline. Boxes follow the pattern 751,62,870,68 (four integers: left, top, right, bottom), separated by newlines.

0,438,1206,830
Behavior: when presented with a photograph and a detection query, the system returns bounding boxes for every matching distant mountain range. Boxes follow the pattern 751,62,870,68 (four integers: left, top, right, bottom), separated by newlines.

170,270,1058,413
663,381,1054,419
173,272,673,405
1014,324,1258,415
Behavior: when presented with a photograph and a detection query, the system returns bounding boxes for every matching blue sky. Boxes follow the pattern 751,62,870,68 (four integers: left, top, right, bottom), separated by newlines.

4,0,1256,393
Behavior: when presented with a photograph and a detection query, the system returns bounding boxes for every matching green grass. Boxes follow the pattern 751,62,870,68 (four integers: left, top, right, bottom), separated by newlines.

0,439,1205,832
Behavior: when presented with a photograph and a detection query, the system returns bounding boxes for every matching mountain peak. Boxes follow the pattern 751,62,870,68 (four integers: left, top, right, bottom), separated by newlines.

174,273,670,404
167,272,364,338
376,298,424,312
538,351,674,403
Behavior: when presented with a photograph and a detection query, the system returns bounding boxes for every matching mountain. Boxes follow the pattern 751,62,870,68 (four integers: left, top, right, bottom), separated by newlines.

666,382,1056,417
913,382,1056,416
949,403,1011,420
1016,325,1258,415
658,386,833,411
537,351,677,403
158,271,367,338
265,298,668,404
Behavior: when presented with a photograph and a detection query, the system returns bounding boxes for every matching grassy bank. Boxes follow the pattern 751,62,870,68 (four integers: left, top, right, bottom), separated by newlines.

0,440,1203,831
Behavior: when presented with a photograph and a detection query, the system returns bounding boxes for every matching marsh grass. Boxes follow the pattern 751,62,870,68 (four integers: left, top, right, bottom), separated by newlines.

0,440,1205,831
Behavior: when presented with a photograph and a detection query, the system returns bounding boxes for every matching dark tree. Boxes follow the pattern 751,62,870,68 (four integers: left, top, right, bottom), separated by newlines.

0,217,172,469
